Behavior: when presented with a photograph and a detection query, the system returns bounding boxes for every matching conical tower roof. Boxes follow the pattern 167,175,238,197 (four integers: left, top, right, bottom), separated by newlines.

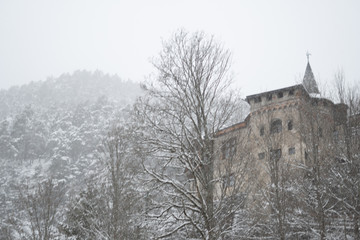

303,61,319,94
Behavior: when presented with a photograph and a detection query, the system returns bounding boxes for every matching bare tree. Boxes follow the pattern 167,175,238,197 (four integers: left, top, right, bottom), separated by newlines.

62,125,145,240
297,97,334,239
136,30,243,239
333,68,346,104
15,179,65,240
330,69,360,114
329,74,360,239
98,126,143,239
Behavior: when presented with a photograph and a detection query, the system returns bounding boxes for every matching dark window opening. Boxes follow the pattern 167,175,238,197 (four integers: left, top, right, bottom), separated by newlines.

318,127,323,137
352,126,360,136
258,152,265,160
312,100,318,106
270,119,282,134
289,90,294,96
223,174,235,187
228,175,235,186
277,92,283,98
288,120,293,130
221,137,237,160
333,130,339,142
288,147,295,155
254,97,262,103
305,151,308,160
335,157,346,164
270,149,282,160
267,94,273,101
260,126,265,136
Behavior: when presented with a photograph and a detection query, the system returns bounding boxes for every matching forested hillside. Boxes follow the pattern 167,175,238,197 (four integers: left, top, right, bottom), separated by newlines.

0,71,144,239
0,70,140,117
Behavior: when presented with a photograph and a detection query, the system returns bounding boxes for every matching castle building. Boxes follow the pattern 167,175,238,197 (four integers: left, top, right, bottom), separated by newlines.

213,61,360,190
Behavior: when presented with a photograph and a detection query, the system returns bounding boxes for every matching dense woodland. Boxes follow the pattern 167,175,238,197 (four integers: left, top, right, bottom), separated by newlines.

0,70,145,239
0,31,359,239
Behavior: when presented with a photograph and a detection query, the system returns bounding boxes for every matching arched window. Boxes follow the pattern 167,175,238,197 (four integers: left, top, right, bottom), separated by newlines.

270,119,282,134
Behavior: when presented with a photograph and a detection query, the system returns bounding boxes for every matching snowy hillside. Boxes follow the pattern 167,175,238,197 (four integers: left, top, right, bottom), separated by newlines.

0,70,141,117
0,71,143,239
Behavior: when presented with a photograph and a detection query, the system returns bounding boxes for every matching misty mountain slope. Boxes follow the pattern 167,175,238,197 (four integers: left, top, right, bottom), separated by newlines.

0,70,142,117
0,71,142,233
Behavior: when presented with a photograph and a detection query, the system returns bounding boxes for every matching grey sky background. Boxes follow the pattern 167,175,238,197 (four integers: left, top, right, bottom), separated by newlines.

0,0,359,96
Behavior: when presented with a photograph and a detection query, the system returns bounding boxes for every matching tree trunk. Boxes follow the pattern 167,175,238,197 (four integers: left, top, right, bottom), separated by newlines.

354,212,360,240
205,142,215,240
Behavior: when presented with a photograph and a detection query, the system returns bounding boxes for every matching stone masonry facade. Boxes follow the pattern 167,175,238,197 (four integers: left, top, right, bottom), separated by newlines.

213,62,360,194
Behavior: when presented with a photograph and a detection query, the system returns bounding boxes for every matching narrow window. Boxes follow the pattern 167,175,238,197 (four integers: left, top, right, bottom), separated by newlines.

228,175,235,186
288,147,295,155
277,92,283,98
270,149,282,160
318,127,323,137
223,174,235,187
267,94,273,101
289,90,294,96
221,137,237,160
288,120,293,130
333,130,339,142
258,152,265,160
270,119,282,134
352,126,360,136
305,151,308,160
260,126,265,136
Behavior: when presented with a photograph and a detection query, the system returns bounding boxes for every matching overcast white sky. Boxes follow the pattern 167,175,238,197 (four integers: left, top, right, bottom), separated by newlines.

0,0,359,96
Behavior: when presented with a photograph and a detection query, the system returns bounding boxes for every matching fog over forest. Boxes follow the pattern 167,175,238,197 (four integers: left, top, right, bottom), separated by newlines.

0,30,359,240
0,70,145,239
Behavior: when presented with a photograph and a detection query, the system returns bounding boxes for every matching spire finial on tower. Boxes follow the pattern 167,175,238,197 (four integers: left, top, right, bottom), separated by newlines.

302,53,319,94
306,51,311,62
